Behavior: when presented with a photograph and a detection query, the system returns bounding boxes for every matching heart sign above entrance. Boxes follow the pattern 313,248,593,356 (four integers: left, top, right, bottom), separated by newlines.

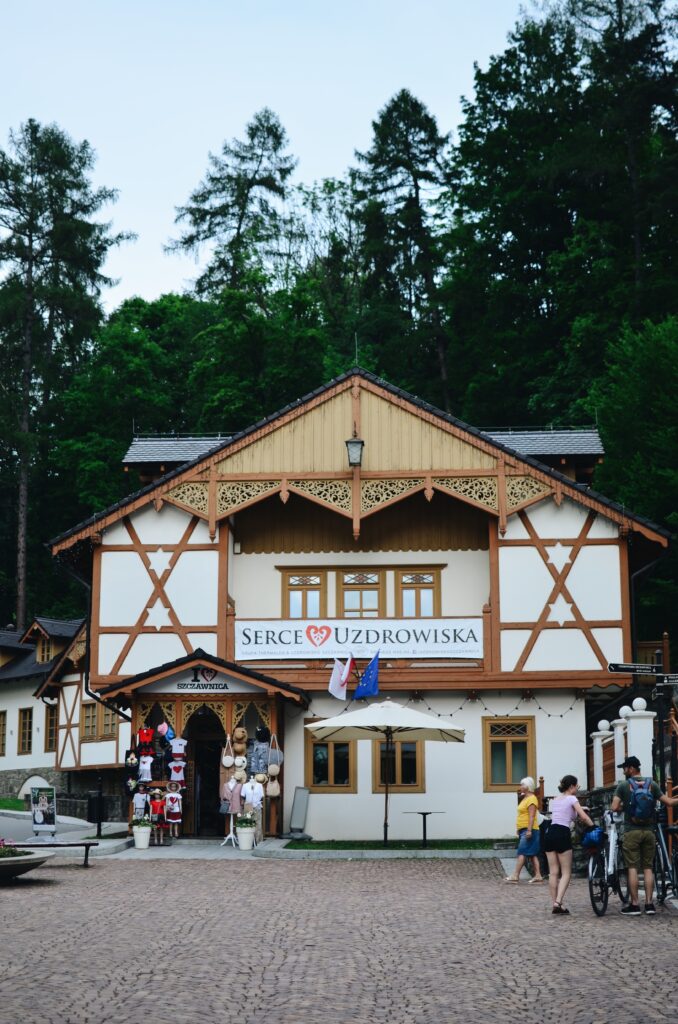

306,625,332,648
200,668,217,682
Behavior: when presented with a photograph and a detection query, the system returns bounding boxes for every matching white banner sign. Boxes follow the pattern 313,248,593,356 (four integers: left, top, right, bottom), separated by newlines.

235,619,483,661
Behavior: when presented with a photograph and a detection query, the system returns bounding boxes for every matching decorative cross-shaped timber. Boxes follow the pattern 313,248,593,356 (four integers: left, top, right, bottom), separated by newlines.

513,511,610,672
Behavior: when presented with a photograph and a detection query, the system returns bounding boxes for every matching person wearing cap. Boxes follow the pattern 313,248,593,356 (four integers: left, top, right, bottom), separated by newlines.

611,756,678,916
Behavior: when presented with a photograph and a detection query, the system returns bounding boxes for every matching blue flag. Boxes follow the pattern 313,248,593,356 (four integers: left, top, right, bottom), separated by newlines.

353,652,379,699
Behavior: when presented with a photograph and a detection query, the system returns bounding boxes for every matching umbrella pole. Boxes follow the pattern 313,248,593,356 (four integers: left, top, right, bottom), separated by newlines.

383,728,391,847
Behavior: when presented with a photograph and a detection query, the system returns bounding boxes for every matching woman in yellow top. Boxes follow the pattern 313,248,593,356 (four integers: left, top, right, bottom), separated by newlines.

505,777,544,883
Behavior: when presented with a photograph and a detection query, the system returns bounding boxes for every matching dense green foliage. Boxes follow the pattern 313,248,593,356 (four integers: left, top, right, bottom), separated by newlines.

0,0,676,642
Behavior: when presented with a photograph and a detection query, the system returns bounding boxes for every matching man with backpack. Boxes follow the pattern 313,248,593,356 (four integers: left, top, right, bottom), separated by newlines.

610,755,678,916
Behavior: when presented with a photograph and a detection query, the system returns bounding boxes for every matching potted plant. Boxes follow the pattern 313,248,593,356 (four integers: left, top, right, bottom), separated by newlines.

235,813,256,852
131,816,152,850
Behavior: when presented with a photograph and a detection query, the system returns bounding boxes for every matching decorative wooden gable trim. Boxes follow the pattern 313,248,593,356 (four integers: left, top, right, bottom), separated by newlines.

51,372,669,552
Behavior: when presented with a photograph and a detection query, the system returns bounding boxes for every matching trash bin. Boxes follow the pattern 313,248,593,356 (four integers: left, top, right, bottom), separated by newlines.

87,792,107,824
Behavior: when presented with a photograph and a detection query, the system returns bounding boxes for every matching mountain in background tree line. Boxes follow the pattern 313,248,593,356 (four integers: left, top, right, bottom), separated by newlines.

0,0,675,646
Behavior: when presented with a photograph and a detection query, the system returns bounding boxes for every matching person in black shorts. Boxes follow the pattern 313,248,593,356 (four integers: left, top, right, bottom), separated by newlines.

544,775,593,914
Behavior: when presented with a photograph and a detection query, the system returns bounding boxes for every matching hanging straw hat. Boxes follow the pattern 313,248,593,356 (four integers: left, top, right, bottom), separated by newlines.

254,772,268,784
233,742,247,755
233,726,248,742
234,768,247,782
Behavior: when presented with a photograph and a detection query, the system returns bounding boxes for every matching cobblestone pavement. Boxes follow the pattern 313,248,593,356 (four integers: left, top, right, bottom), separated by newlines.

2,857,676,1024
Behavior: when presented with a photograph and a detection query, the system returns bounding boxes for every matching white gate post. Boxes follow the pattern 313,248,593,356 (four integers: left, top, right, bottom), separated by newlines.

611,718,628,781
591,720,613,789
623,698,656,774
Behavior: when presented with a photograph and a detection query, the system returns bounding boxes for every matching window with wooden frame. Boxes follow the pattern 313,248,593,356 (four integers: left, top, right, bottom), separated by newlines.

283,571,326,618
18,707,33,755
37,635,52,663
482,717,536,793
44,704,58,753
338,571,384,618
395,570,440,617
372,740,425,793
81,702,97,740
0,710,6,756
99,703,118,739
304,720,357,793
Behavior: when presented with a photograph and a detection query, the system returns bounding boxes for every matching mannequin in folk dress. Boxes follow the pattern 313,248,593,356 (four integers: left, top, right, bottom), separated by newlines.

149,789,166,845
165,781,183,838
241,776,265,842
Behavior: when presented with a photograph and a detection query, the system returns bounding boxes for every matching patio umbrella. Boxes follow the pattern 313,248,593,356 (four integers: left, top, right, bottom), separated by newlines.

306,699,465,846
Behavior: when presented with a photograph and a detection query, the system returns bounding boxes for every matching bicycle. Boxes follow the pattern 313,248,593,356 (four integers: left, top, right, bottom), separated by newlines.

587,810,629,916
652,815,678,904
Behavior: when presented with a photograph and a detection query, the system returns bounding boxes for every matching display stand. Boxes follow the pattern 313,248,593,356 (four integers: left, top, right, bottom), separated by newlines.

221,814,238,847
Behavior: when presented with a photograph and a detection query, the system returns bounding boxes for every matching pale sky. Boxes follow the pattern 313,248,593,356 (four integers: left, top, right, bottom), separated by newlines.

2,1,529,310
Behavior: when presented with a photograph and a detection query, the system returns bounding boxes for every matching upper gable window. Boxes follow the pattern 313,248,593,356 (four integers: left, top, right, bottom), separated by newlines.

36,636,52,663
396,570,440,617
283,572,326,618
339,572,384,618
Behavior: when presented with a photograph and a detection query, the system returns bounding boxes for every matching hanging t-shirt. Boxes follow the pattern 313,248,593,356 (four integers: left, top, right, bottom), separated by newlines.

138,727,154,745
170,737,188,757
138,755,154,781
169,760,186,785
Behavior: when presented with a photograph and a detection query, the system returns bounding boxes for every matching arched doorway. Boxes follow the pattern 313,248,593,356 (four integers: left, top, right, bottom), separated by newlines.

183,706,225,836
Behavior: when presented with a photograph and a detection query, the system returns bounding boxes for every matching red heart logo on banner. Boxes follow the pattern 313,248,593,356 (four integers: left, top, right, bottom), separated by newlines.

306,625,331,648
201,668,217,682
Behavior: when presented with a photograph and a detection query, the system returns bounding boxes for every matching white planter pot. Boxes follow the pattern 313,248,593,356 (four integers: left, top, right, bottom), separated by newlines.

237,828,255,852
132,827,152,850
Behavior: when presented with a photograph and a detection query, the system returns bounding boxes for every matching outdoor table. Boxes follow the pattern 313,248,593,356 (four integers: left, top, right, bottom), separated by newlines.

402,811,444,848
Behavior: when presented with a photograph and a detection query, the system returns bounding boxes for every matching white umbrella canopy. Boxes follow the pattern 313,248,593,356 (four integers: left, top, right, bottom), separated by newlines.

306,699,465,845
306,699,465,743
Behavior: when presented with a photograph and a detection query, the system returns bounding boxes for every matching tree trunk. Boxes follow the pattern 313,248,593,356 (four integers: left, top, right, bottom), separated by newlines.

15,259,34,632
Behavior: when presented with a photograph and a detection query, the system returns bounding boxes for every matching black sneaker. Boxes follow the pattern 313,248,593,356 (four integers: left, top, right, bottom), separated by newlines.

620,904,642,916
644,903,656,915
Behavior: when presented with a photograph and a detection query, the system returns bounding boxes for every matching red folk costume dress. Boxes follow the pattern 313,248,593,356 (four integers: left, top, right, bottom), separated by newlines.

137,727,155,755
165,791,183,823
150,797,167,829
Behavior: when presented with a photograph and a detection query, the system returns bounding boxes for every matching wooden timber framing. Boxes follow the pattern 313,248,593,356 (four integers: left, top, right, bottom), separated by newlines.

50,371,669,556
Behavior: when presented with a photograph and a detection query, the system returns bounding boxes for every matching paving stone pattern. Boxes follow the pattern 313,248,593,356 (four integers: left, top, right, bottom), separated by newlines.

2,857,676,1024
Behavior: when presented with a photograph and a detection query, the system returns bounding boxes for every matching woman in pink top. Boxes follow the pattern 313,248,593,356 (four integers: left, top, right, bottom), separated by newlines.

544,775,593,915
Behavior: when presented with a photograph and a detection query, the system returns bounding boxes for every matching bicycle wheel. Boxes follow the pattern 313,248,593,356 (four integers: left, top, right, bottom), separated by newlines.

653,848,667,903
588,852,609,916
672,851,678,898
613,845,629,904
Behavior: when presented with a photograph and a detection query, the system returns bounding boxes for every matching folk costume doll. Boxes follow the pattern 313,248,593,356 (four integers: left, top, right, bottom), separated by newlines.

165,781,183,838
132,785,149,820
149,788,166,845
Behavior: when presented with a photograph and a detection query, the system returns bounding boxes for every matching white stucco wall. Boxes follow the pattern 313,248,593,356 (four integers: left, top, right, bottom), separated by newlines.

0,681,57,773
232,549,490,619
283,690,587,840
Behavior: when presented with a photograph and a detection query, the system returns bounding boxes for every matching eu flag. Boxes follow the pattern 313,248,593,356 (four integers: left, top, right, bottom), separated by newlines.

353,652,379,699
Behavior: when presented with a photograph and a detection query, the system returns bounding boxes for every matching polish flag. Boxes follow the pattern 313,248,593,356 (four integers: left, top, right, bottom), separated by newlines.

328,655,355,701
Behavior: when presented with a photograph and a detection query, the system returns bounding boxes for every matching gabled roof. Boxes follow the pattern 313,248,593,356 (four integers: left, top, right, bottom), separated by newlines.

123,435,233,464
0,629,30,651
33,617,83,639
49,367,670,551
485,428,604,457
124,427,605,465
99,648,309,706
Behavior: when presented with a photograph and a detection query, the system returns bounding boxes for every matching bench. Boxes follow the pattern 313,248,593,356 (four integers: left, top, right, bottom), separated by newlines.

13,841,99,867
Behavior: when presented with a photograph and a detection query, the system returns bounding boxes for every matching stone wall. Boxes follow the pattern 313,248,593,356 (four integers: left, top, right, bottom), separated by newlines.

2,766,127,821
